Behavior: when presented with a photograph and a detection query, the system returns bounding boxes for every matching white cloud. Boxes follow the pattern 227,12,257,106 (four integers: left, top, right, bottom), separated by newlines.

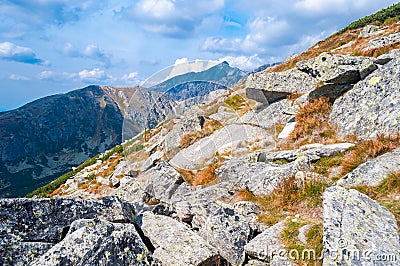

218,54,267,71
63,43,111,66
202,16,290,55
121,72,138,82
120,0,225,38
78,68,111,83
9,74,30,81
0,42,46,65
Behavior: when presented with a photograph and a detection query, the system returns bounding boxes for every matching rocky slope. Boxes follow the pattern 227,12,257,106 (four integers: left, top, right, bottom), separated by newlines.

0,65,241,197
1,7,400,266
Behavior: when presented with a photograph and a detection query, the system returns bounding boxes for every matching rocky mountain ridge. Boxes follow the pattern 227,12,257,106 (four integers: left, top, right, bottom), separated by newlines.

1,6,400,266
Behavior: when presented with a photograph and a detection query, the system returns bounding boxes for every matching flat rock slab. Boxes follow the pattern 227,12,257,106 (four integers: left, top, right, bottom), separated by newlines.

330,58,400,138
336,148,400,188
323,186,399,266
170,124,270,170
141,212,219,266
297,52,377,84
246,68,318,95
31,219,150,266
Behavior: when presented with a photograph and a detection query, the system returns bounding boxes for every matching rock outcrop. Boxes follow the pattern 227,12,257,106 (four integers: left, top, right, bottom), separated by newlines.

336,148,400,188
296,52,377,84
330,58,400,138
141,212,220,265
323,186,399,266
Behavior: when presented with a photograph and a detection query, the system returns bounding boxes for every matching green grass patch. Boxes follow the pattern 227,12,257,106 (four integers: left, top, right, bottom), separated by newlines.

313,152,345,176
281,221,323,265
224,94,246,111
334,3,400,36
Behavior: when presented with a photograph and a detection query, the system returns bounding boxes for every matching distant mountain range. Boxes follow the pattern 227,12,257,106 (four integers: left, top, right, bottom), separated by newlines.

149,61,247,92
0,62,246,197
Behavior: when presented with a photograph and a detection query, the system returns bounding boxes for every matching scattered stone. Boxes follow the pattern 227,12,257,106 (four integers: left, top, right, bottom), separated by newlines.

140,150,164,172
358,25,380,38
278,121,296,139
336,148,400,188
296,52,377,84
323,186,400,266
330,58,400,138
298,224,312,245
201,206,252,265
141,212,220,265
31,219,150,266
245,221,286,261
366,32,400,50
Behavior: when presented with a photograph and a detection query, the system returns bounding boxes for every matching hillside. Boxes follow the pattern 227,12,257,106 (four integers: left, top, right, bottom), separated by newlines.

1,5,400,266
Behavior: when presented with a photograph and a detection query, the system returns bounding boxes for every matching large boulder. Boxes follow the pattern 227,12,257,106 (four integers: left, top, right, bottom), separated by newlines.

323,186,399,266
140,212,220,265
142,161,185,203
31,219,151,266
246,68,318,97
296,52,377,84
201,206,252,265
0,196,135,266
329,58,400,138
244,221,294,265
217,155,311,197
366,32,400,50
336,148,400,188
170,124,271,170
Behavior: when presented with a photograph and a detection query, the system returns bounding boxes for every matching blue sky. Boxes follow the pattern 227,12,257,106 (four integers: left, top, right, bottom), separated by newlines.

0,0,398,111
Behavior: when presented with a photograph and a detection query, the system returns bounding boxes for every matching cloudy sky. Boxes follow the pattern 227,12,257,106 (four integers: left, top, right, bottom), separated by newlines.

0,0,398,111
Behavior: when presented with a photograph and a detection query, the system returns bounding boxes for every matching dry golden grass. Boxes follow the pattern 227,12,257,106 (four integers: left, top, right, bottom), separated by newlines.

177,162,221,186
279,97,338,149
180,119,223,149
340,134,400,175
144,126,162,142
235,175,328,226
287,93,303,104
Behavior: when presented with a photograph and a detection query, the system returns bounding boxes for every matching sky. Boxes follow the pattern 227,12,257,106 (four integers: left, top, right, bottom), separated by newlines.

0,0,398,111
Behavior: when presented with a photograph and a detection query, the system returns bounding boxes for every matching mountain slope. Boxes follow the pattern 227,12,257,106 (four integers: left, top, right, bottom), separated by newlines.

0,85,124,197
149,61,247,92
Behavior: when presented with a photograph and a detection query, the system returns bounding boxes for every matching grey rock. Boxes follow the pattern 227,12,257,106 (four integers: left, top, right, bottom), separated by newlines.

201,206,252,265
141,212,220,266
244,221,286,261
358,25,380,38
297,52,377,84
323,186,399,266
170,124,271,170
0,196,135,266
140,150,164,172
233,99,293,129
1,242,53,266
375,49,400,64
308,83,353,101
142,161,184,203
217,155,311,197
245,260,269,266
366,32,400,50
246,68,318,97
163,115,204,155
336,148,400,188
330,58,400,138
278,121,296,139
31,219,150,266
298,224,312,245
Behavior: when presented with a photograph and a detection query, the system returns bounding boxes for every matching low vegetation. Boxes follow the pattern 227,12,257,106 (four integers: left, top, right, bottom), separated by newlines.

177,162,221,187
335,3,400,35
281,220,324,266
340,134,400,175
353,172,400,226
313,152,345,177
235,175,329,226
180,119,223,149
279,97,338,149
